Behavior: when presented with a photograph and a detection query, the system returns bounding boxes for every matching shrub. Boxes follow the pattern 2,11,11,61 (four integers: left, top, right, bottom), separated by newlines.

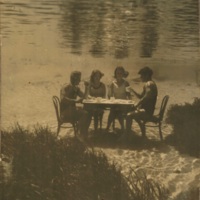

166,98,200,157
0,124,169,200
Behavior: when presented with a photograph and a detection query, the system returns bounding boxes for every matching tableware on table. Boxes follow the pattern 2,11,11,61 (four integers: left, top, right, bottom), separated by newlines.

96,97,102,103
83,99,94,103
110,96,115,101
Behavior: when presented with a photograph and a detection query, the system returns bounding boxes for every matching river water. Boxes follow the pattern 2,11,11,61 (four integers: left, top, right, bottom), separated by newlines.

1,0,199,129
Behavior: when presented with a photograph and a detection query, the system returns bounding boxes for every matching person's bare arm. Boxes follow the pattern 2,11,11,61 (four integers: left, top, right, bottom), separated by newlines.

76,87,85,102
129,87,144,99
102,83,106,98
84,81,90,98
125,81,132,99
64,96,82,103
134,84,152,108
61,86,83,103
107,83,114,99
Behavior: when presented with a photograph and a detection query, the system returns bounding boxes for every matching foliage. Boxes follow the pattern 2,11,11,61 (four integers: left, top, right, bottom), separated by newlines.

1,124,169,200
166,98,200,157
125,170,169,200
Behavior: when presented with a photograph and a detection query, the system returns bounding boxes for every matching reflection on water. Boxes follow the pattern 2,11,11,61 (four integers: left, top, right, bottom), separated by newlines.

57,0,199,59
140,1,159,57
1,0,199,59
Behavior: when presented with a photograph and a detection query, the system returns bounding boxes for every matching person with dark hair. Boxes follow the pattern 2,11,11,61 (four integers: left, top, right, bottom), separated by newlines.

106,66,131,131
125,66,158,137
84,70,106,131
60,71,90,137
85,70,106,99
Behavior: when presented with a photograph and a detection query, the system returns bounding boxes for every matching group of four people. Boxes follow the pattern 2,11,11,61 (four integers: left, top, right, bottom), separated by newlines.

60,66,158,138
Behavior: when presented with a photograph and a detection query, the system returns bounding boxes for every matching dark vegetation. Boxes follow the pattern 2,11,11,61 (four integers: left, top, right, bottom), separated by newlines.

0,125,169,200
166,98,200,157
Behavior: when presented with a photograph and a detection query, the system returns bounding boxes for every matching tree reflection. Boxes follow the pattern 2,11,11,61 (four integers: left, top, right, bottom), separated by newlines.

114,41,129,59
59,0,131,58
59,0,89,54
58,0,159,58
88,2,106,57
59,0,107,56
140,1,159,57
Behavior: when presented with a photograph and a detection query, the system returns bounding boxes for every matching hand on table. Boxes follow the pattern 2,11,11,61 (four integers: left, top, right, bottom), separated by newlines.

126,86,135,93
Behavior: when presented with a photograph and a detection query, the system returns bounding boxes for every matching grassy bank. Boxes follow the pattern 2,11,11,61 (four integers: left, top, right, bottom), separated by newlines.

0,125,169,200
166,98,200,157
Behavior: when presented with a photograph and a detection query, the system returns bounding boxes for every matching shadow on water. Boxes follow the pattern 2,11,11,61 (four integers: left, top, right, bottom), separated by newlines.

86,128,171,153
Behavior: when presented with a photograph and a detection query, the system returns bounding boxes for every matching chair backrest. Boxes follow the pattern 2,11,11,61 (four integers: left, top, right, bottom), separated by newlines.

158,95,169,121
52,96,61,123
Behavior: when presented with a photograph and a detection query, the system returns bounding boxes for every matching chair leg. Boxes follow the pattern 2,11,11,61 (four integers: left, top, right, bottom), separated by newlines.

57,123,61,137
94,116,98,131
159,122,163,141
73,122,78,136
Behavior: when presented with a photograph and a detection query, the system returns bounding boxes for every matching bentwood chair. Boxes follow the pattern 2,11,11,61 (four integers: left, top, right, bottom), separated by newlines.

138,95,169,140
52,96,78,137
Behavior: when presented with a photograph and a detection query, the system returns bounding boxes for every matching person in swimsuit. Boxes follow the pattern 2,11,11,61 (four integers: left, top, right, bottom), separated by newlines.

84,70,106,131
126,66,158,137
106,66,131,131
60,71,90,137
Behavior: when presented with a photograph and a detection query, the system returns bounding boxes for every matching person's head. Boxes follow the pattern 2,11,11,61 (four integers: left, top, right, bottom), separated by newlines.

90,70,104,84
138,66,153,82
114,66,129,80
70,71,81,86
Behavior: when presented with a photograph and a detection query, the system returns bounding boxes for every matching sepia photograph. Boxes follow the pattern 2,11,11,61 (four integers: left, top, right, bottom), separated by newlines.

0,0,200,199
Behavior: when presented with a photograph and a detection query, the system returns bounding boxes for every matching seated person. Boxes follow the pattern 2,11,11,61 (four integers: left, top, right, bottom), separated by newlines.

84,70,106,131
106,66,131,131
60,71,90,137
126,66,158,137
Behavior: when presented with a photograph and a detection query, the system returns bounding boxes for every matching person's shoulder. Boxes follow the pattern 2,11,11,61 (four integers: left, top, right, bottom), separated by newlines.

100,82,106,87
145,80,157,88
61,83,72,90
111,80,116,86
123,79,130,86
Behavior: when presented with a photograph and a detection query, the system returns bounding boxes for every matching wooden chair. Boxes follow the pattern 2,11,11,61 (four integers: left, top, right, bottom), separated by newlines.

138,95,169,140
52,96,78,137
